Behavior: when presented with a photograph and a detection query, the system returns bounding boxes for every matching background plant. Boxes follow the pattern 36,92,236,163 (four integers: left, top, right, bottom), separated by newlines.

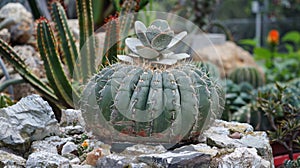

0,0,147,117
239,30,300,84
233,82,300,160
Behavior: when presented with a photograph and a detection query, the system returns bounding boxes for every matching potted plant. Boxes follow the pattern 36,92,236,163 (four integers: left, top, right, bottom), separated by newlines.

233,81,300,167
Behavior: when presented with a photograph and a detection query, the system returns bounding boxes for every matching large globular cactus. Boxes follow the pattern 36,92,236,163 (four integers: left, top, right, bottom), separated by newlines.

81,19,225,143
229,66,265,88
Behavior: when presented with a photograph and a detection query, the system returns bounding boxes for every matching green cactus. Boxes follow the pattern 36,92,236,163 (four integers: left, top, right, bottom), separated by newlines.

51,2,80,79
222,80,253,121
81,19,225,142
102,16,120,66
37,17,79,108
194,61,220,79
229,66,265,88
77,0,96,82
0,0,95,109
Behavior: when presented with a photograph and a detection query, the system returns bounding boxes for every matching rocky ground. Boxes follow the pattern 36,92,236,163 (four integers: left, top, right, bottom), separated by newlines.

0,94,274,168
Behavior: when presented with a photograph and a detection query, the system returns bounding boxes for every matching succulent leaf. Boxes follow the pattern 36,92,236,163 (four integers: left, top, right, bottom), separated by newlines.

167,31,187,49
146,26,162,42
136,46,160,59
117,55,134,63
125,38,143,53
150,19,170,31
122,19,190,65
135,21,151,47
152,58,178,65
151,32,174,51
163,53,190,60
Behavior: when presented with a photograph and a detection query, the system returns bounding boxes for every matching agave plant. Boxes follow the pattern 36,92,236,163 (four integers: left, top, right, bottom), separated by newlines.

81,19,225,144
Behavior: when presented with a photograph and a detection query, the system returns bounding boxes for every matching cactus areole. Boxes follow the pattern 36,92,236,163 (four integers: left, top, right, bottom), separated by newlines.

82,19,224,143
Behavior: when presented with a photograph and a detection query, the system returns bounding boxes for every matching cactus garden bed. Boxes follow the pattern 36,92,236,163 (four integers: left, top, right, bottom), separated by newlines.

1,1,300,168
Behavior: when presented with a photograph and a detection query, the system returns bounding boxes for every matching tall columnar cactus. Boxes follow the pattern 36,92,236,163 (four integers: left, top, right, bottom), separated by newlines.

51,2,80,79
229,67,265,88
102,16,120,66
37,18,79,108
81,19,225,143
77,0,96,82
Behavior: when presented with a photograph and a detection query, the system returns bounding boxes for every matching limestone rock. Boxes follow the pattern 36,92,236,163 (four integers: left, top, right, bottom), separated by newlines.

0,94,58,153
30,136,72,154
60,125,85,135
61,141,78,155
11,45,44,99
0,150,26,168
96,154,136,168
60,109,85,127
0,28,10,42
0,3,33,44
138,151,211,168
193,41,263,77
121,144,166,155
13,45,44,78
214,147,271,168
67,19,79,40
26,151,71,168
201,120,274,166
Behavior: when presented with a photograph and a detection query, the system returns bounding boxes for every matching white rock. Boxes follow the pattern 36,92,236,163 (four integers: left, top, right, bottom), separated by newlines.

61,141,78,155
0,95,58,153
0,150,26,167
217,147,271,168
26,151,71,168
60,109,85,127
0,3,33,44
30,136,73,154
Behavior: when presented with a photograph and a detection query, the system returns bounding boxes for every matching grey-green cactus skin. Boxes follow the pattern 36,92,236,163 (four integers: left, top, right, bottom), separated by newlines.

194,61,220,79
87,63,224,140
81,19,225,142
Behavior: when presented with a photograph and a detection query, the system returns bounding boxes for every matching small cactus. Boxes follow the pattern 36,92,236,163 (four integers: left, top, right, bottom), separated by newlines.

229,66,265,88
81,19,225,143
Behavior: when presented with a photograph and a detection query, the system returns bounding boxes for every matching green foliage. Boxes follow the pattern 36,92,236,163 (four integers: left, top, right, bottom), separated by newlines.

0,93,14,108
250,30,300,83
233,82,300,160
222,80,253,121
229,66,265,88
284,157,300,168
0,0,95,109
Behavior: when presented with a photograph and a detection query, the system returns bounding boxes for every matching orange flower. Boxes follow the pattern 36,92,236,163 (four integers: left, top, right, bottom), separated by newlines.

267,30,280,45
81,140,89,148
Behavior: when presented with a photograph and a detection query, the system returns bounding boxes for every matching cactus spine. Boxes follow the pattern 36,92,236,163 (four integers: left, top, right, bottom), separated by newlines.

229,66,264,88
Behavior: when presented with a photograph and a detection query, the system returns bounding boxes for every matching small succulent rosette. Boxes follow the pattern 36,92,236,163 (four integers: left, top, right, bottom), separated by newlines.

118,19,189,65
